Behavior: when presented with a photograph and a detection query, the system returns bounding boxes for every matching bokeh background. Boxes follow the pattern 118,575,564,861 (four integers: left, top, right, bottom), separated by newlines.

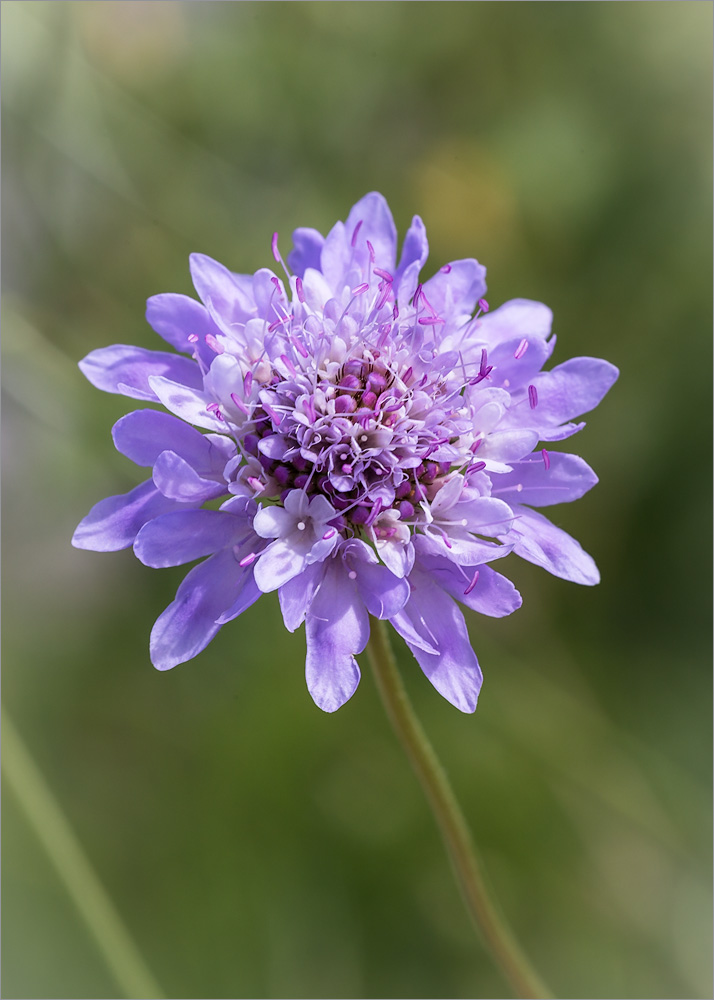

2,3,712,999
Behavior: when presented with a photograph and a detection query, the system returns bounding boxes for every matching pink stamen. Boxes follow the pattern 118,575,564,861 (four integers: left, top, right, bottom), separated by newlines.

280,354,297,376
204,334,224,354
440,263,452,273
365,498,383,527
477,298,489,313
187,333,199,343
323,528,337,540
470,437,483,453
239,552,258,567
374,268,393,282
206,402,221,413
271,232,280,262
392,303,399,320
268,316,288,333
403,366,413,383
412,283,423,306
351,220,363,247
418,315,445,326
375,285,392,310
351,283,370,296
230,392,249,415
514,339,529,359
468,461,486,474
542,448,550,470
290,335,309,359
366,240,375,263
263,403,282,425
243,371,253,395
528,384,538,409
464,570,480,596
295,276,305,303
247,476,263,491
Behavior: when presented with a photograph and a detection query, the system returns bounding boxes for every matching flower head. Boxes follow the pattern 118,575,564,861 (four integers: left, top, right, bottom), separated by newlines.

74,193,618,712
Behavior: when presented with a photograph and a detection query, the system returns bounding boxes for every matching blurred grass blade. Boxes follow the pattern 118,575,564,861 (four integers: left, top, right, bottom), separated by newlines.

2,707,165,1000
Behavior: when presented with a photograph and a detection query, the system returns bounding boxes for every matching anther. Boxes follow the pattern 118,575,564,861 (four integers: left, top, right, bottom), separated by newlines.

528,385,538,409
463,570,480,596
440,264,452,273
230,392,249,415
514,339,529,359
239,552,258,567
542,448,550,470
271,232,280,263
366,240,375,263
295,276,306,303
477,298,489,313
351,283,370,295
348,570,357,580
296,521,306,531
351,220,363,247
243,371,253,395
187,333,199,343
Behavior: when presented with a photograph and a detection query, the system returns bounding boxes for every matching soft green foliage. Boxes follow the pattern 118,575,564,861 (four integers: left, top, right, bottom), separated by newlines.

2,3,711,998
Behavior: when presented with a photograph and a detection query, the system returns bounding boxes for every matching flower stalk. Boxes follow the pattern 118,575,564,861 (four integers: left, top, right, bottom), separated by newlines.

365,620,552,1000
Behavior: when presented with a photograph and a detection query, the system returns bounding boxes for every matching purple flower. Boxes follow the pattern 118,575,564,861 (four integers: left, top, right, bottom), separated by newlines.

74,192,618,713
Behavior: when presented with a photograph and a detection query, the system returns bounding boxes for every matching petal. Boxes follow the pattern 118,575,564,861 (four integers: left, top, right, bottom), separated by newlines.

305,559,367,712
134,509,251,567
476,298,553,346
152,450,225,502
253,268,287,319
421,259,487,320
253,504,294,539
415,553,522,618
354,561,410,620
148,375,226,431
508,505,600,585
278,562,324,632
479,429,540,463
253,537,309,592
145,293,221,366
526,357,619,426
390,572,482,712
345,191,398,271
215,573,262,625
112,409,234,471
486,335,556,390
395,215,429,288
149,550,244,670
491,452,598,508
375,536,415,577
416,529,514,567
189,253,257,327
79,345,203,401
287,227,326,277
448,495,515,535
72,480,185,551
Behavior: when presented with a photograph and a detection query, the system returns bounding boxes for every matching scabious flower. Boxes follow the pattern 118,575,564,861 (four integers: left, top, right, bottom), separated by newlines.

73,193,618,713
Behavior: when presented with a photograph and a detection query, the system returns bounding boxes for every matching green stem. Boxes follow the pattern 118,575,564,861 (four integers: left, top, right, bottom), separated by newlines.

365,620,552,1000
2,707,165,1000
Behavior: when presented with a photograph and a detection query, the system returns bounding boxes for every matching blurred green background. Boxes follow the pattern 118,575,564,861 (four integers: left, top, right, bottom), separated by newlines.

2,2,711,998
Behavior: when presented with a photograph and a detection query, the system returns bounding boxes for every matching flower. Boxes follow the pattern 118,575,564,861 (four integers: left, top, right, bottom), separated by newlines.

73,192,618,713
